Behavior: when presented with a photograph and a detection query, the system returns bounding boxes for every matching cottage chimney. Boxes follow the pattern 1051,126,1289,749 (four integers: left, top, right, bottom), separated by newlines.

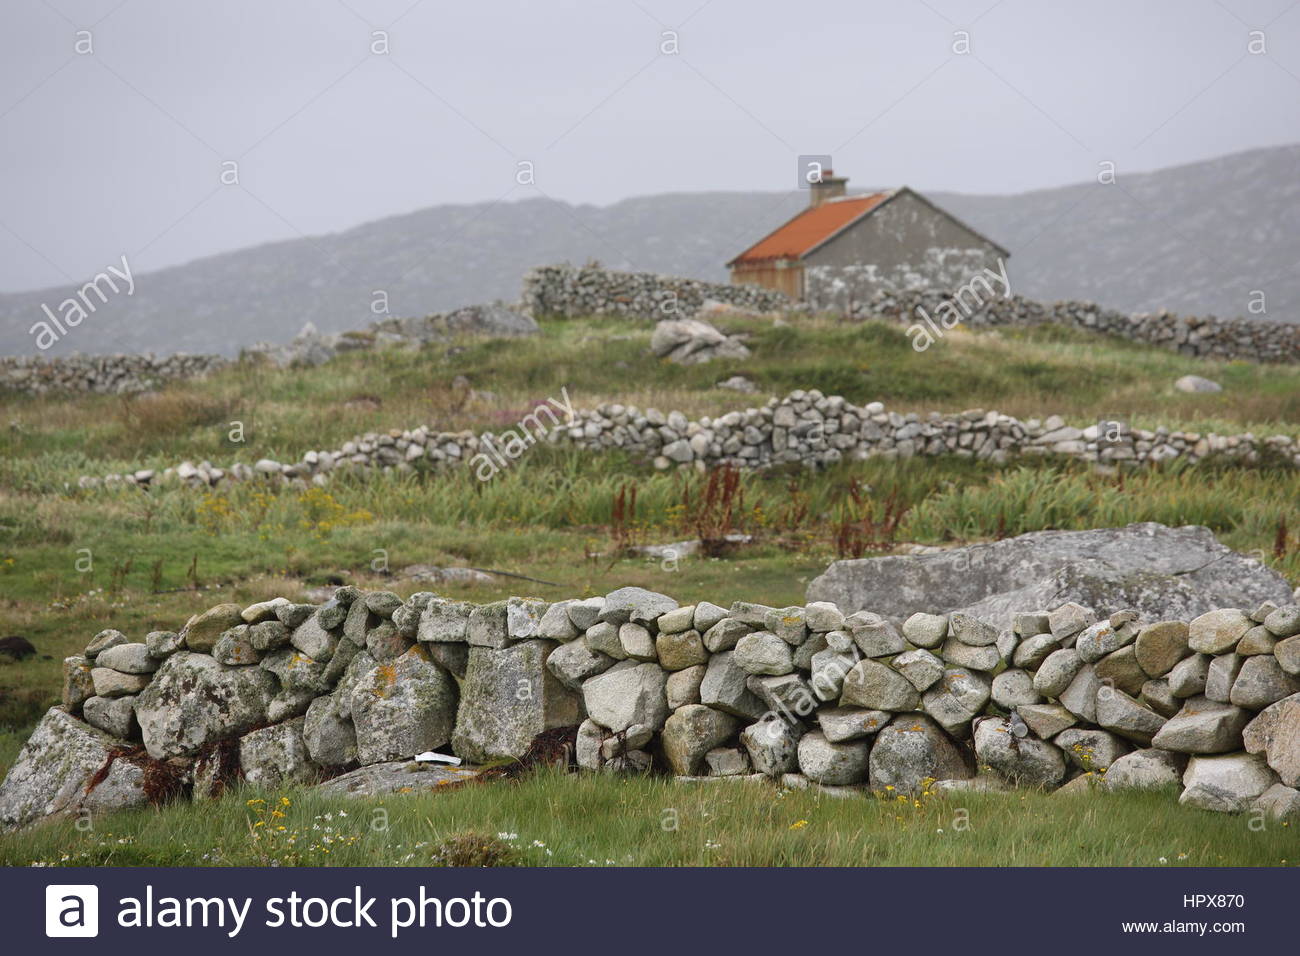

809,170,848,208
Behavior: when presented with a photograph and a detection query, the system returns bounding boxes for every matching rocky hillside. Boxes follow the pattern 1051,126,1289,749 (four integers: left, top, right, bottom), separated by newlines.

1,144,1295,357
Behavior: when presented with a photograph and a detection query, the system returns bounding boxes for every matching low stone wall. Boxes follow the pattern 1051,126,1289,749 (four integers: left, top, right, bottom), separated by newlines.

3,586,1298,829
79,389,1300,490
0,353,228,395
816,280,1300,364
521,265,791,320
525,264,1297,362
1,305,537,395
240,304,538,369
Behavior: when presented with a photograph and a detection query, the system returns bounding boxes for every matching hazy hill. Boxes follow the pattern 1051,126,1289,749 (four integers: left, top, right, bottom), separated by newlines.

2,144,1296,357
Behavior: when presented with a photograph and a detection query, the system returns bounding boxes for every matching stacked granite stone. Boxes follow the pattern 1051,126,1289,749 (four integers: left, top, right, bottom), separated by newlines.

77,389,1300,490
2,306,536,394
815,282,1300,364
528,264,1296,362
0,352,227,395
241,304,538,369
80,426,485,490
3,587,1298,830
522,265,789,320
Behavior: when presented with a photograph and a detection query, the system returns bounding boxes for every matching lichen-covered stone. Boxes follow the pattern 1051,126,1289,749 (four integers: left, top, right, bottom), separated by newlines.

452,640,580,762
699,651,764,718
546,638,616,690
240,717,318,788
582,659,668,732
973,717,1066,789
90,668,149,698
95,643,158,674
61,655,95,714
868,713,972,794
0,708,150,830
1188,608,1253,654
352,647,459,765
146,630,183,659
662,704,737,775
1180,753,1278,812
303,696,357,767
797,731,869,786
135,651,277,758
840,659,919,712
417,599,473,643
260,647,330,694
212,627,261,666
82,695,139,740
181,604,245,654
85,628,127,659
656,629,709,671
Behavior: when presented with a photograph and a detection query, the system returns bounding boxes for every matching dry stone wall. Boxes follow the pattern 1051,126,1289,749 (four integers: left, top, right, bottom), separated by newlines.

4,585,1300,830
80,389,1300,491
812,278,1300,364
8,268,1296,395
1,305,538,395
0,353,227,396
527,264,1299,363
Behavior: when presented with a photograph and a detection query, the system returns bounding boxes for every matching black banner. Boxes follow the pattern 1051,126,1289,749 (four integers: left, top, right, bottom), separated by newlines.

14,865,1289,952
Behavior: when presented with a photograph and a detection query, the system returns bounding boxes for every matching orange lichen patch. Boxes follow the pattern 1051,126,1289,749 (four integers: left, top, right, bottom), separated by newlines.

373,662,398,699
729,193,889,264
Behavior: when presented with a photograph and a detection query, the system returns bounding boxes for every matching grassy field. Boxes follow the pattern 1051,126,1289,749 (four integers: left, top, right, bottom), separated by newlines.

0,767,1294,867
2,314,1299,862
5,315,1300,484
2,453,1298,762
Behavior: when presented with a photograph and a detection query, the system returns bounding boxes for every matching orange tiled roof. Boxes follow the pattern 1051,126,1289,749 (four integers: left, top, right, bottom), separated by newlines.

730,192,891,265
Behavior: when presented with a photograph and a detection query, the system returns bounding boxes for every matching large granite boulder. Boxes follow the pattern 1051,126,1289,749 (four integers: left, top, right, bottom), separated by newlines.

973,717,1067,788
582,660,669,732
868,713,973,794
650,317,750,365
352,647,459,764
239,717,318,788
451,640,581,763
134,652,277,759
1180,753,1278,812
797,731,870,786
0,708,150,830
303,696,358,767
808,524,1291,630
662,705,738,776
439,303,539,339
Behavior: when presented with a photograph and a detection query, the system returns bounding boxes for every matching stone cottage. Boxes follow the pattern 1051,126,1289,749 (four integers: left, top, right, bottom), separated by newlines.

726,171,1009,307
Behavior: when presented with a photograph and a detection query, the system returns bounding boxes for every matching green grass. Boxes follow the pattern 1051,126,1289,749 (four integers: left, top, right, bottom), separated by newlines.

0,768,1294,867
2,453,1299,769
5,316,1300,486
4,314,1300,864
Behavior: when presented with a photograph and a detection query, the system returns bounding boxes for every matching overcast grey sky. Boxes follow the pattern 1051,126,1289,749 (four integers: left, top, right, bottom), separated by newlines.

2,0,1298,292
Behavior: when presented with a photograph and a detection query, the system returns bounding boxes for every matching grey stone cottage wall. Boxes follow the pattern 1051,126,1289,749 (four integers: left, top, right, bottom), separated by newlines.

801,189,1007,298
3,585,1299,830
